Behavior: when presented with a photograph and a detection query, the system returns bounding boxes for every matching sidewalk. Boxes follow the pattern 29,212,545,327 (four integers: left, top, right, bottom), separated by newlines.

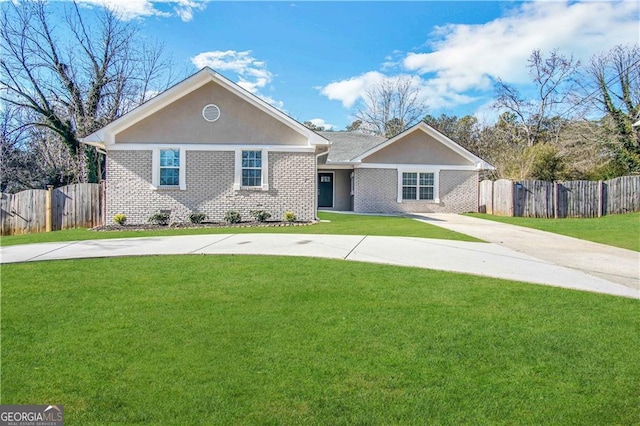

1,232,637,299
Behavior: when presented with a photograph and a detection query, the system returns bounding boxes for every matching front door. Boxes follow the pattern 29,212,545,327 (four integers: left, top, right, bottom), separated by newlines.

318,173,334,208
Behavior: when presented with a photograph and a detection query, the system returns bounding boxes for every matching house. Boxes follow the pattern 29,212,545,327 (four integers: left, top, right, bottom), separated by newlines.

317,123,493,214
82,68,493,224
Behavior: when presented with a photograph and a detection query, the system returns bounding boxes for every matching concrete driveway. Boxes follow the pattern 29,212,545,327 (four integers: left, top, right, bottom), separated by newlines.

1,223,638,299
412,213,640,291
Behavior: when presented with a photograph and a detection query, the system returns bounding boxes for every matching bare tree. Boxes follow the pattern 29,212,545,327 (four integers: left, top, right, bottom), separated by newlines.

555,119,614,179
0,106,35,192
493,49,580,147
303,121,325,131
1,104,83,192
0,0,177,184
584,44,640,174
354,76,427,138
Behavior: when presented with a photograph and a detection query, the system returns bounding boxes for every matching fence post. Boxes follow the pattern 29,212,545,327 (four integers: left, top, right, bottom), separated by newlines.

101,180,107,226
45,185,53,232
598,180,604,217
553,182,558,219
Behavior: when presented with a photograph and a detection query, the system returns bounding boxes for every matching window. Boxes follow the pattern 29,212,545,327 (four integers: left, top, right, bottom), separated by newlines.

152,148,185,190
400,171,437,201
234,149,268,191
159,149,180,186
241,150,262,187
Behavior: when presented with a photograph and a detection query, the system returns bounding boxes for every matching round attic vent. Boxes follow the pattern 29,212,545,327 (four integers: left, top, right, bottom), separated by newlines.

202,104,221,122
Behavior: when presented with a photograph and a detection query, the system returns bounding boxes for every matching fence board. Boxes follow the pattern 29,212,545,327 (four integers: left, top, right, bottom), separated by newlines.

479,175,640,218
0,183,103,236
0,190,48,235
478,180,493,214
515,180,555,218
492,179,514,216
561,180,599,218
607,176,640,214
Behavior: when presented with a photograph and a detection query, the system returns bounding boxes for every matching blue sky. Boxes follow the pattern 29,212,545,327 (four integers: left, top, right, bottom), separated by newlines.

70,1,638,130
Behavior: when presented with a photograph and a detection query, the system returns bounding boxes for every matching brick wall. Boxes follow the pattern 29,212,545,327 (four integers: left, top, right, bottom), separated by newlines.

106,150,316,224
353,168,478,214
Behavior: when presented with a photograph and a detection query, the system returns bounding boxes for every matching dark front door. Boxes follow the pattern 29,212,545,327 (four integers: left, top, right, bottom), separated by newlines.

318,173,334,208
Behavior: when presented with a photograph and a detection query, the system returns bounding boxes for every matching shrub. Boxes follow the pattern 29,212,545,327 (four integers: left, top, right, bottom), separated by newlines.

250,210,271,222
224,211,242,224
113,214,127,226
148,212,170,226
188,212,207,224
283,211,297,222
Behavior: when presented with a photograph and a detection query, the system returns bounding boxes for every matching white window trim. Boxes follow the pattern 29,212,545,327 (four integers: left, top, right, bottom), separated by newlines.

151,147,186,190
397,169,440,203
234,149,269,191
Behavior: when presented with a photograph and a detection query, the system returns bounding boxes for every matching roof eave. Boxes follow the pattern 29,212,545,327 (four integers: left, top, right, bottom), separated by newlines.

309,134,330,146
80,139,107,151
479,162,496,171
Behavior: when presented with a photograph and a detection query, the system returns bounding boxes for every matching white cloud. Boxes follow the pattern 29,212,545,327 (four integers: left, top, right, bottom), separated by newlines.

75,0,207,22
173,0,206,21
320,0,639,114
191,50,284,109
320,71,385,108
404,0,639,91
320,71,476,112
308,118,335,130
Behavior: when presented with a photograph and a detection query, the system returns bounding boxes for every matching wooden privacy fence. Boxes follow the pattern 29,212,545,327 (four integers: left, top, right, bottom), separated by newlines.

1,183,104,236
479,175,640,218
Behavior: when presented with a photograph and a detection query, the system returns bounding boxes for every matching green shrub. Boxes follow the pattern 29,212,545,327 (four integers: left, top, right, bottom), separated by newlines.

224,211,242,224
250,210,271,222
148,212,170,226
283,211,297,222
113,214,127,226
188,212,207,224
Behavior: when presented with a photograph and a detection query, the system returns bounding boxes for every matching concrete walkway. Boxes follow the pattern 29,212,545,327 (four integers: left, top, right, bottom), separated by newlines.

1,229,638,299
412,213,640,290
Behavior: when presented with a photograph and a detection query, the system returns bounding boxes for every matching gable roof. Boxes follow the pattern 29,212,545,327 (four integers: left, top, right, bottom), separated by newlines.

353,122,494,170
318,131,386,163
82,67,329,148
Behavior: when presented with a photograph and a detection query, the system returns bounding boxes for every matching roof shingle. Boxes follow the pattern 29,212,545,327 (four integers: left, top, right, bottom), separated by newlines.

318,131,386,163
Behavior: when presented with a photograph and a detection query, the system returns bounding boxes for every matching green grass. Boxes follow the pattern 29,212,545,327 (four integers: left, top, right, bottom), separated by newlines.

2,256,638,424
0,212,481,246
467,212,640,251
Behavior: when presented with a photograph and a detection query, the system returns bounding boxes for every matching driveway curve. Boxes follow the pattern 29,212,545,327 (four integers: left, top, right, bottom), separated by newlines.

1,230,637,299
412,213,639,291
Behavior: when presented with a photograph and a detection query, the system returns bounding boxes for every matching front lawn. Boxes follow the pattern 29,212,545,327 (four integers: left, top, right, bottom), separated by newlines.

0,212,481,246
467,212,640,251
2,256,638,424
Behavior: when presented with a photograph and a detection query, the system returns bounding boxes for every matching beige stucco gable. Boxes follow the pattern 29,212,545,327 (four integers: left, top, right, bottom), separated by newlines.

362,130,475,166
114,81,307,145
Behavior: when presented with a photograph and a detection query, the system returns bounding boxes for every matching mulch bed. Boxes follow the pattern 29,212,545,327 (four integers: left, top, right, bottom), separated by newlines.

91,221,317,232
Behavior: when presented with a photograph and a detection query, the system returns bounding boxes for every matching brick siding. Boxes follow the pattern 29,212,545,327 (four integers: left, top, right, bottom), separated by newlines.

353,168,478,214
106,150,315,224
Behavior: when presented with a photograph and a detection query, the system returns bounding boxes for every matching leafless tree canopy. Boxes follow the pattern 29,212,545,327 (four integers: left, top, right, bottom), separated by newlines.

0,0,177,185
493,49,580,147
354,76,427,138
